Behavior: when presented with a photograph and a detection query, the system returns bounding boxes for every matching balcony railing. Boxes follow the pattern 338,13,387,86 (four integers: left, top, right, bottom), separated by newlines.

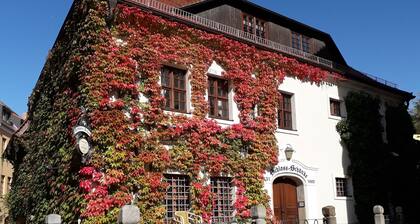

123,0,399,89
363,72,398,88
124,0,333,68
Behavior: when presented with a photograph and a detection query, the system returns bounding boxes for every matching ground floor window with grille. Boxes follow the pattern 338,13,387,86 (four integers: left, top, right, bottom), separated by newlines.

335,177,351,197
164,174,190,223
211,177,234,223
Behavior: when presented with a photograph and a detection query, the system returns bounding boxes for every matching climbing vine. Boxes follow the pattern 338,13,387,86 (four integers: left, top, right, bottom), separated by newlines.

8,0,336,223
336,92,388,223
336,92,419,224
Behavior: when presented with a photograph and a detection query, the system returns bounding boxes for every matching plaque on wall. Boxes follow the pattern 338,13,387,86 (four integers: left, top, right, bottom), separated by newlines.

298,201,305,208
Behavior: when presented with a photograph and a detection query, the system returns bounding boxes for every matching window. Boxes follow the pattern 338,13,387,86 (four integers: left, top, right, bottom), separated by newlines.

251,104,261,119
208,76,229,120
278,92,293,130
2,109,11,122
164,174,190,223
7,177,11,193
292,32,311,53
1,138,6,151
242,14,266,38
330,99,341,117
243,14,254,34
161,66,187,112
211,177,234,223
335,178,351,197
0,175,4,196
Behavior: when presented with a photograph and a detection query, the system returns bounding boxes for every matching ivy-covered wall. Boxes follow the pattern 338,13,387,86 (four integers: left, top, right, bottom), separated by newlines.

337,91,419,224
385,104,420,224
8,0,336,223
336,92,388,223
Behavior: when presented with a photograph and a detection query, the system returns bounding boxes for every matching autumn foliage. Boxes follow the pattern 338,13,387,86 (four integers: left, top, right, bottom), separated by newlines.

7,1,336,223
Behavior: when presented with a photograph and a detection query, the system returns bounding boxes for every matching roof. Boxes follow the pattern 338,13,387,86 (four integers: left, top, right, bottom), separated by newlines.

343,67,413,99
32,0,414,115
0,100,20,117
181,0,413,100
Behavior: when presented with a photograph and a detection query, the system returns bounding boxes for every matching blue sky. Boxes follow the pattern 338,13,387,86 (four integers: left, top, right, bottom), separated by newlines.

0,0,419,115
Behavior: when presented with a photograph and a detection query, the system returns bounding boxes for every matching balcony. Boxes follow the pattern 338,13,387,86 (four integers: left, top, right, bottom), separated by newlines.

122,0,399,89
124,0,333,68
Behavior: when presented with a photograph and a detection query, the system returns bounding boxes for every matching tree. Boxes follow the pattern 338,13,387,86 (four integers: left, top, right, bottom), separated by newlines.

410,97,420,133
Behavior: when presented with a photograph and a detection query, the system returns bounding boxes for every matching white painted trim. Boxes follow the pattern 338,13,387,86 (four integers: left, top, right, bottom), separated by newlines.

276,128,299,136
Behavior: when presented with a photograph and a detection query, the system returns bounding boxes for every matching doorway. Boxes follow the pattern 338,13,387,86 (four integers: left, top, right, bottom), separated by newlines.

273,177,299,223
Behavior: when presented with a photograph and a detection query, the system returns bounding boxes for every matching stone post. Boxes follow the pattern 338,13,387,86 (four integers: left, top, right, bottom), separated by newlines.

45,214,61,224
251,204,266,224
373,205,385,224
395,206,404,224
117,205,141,224
322,206,337,224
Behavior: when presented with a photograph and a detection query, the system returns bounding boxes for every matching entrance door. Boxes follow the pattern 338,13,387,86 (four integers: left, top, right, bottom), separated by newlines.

273,178,299,224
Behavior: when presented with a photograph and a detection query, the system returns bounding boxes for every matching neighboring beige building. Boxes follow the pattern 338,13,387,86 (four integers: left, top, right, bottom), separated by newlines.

0,102,23,224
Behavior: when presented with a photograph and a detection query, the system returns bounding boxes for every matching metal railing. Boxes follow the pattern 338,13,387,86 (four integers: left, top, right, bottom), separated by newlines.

123,0,399,89
124,0,333,68
363,72,398,88
303,219,327,224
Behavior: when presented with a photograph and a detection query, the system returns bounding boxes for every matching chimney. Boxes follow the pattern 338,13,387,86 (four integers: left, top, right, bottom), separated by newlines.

157,0,202,7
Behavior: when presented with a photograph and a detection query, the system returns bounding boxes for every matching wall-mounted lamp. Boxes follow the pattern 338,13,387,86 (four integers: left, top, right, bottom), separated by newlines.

284,144,294,161
73,107,92,164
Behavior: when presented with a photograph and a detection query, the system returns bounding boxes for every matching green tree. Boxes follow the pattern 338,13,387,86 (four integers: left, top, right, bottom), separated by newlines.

411,97,420,133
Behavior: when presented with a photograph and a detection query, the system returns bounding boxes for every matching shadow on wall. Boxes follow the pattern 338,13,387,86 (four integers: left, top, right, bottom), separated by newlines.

337,87,357,224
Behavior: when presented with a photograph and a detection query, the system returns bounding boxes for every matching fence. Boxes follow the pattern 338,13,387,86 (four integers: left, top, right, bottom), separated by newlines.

44,204,340,224
45,204,408,224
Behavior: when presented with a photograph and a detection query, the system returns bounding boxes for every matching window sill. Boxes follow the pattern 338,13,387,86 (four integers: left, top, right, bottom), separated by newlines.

276,128,299,136
163,110,192,117
334,196,353,201
328,115,344,121
209,116,230,121
210,117,235,126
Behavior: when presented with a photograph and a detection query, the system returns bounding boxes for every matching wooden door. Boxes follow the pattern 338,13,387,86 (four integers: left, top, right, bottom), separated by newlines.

273,178,299,224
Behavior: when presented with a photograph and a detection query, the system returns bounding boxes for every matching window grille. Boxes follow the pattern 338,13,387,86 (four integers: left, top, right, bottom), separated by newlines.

164,174,190,223
211,177,234,223
335,177,351,197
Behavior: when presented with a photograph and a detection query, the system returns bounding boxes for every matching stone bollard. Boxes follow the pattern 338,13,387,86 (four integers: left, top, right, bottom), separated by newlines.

373,205,385,224
395,206,404,224
118,204,141,224
322,206,337,224
45,214,61,224
251,204,266,224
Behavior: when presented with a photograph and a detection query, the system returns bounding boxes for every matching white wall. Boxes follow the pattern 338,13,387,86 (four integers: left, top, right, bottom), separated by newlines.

159,60,406,223
211,74,405,224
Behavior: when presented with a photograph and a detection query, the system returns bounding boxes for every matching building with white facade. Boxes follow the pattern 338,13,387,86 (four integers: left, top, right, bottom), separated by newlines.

5,0,415,223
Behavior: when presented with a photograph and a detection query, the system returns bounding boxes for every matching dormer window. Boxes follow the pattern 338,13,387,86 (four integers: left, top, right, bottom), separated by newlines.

242,14,266,38
2,109,11,122
292,31,310,53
